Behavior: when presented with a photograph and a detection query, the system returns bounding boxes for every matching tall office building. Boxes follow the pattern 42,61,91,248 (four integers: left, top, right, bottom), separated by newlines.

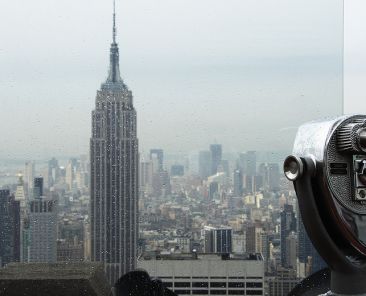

210,144,222,175
258,162,280,192
170,164,184,177
65,160,75,191
285,231,297,270
47,157,60,188
208,181,219,200
150,149,164,172
14,176,30,262
90,1,139,285
139,161,153,193
203,226,232,254
0,190,20,267
33,177,44,199
198,150,211,179
297,210,326,275
246,225,263,254
24,161,35,193
280,204,297,268
245,151,257,176
233,169,243,196
29,198,57,263
268,163,280,191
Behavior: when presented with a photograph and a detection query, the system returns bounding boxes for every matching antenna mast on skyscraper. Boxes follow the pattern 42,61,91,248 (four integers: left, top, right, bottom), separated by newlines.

113,0,117,43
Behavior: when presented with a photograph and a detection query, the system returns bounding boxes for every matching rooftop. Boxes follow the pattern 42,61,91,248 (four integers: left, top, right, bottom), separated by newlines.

140,252,263,261
0,262,111,296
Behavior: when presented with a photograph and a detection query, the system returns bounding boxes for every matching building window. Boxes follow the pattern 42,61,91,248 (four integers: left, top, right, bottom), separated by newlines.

175,282,191,288
210,282,227,288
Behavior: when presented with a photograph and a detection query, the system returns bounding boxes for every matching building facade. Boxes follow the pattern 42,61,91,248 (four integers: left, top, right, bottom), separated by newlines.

267,268,299,296
210,144,222,175
199,150,212,180
280,204,296,267
0,190,20,267
297,210,326,275
28,198,57,263
90,4,139,285
138,252,264,296
203,226,232,254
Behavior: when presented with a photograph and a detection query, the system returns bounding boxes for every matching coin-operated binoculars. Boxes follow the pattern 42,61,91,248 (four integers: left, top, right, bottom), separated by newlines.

284,115,366,295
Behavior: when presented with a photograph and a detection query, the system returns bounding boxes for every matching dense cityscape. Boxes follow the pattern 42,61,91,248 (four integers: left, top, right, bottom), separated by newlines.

0,145,326,295
0,2,328,296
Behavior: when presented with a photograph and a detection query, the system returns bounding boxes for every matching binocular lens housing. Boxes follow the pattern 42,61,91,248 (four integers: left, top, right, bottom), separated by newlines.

284,155,303,181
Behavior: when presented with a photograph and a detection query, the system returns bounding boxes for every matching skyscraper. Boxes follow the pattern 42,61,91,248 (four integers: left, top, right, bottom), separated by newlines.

28,198,57,263
280,204,297,268
90,1,139,285
14,176,29,262
233,169,243,196
150,149,164,172
24,161,35,193
47,157,60,188
246,225,263,254
203,226,232,254
198,150,211,179
0,190,20,267
33,177,43,199
245,151,256,176
297,210,326,275
210,144,222,175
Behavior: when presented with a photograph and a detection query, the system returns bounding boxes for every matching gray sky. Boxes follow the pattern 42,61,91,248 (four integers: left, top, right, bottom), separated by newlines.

0,0,344,159
345,0,366,114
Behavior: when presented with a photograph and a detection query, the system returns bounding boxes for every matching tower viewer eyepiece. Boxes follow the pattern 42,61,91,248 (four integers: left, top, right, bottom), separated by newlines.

283,155,303,181
284,115,366,295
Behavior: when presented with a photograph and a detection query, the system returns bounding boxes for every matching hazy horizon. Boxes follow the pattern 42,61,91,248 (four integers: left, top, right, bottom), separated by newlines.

0,0,343,159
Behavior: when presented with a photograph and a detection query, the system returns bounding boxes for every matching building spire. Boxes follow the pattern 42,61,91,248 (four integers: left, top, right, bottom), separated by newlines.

113,0,116,44
102,0,125,89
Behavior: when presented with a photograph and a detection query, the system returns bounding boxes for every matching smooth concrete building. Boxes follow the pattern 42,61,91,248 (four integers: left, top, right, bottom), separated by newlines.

90,3,138,285
138,252,264,296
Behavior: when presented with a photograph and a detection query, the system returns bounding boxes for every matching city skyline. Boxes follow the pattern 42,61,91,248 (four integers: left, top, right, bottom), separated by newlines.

0,0,343,158
0,2,364,294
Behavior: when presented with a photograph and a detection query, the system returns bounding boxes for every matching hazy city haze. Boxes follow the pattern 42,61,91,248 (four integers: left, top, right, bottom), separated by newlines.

0,0,343,158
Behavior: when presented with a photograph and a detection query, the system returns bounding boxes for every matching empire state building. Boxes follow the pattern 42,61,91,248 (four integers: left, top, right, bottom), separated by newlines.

90,1,138,285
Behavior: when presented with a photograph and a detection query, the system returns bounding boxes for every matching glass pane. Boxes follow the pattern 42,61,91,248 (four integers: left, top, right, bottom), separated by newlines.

0,0,343,295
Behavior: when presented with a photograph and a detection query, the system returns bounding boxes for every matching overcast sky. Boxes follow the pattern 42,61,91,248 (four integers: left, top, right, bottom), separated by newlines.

345,1,366,115
0,0,345,159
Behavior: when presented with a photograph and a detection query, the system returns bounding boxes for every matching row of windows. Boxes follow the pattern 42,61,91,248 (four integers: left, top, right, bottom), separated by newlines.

173,290,263,295
160,276,262,280
164,282,263,288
